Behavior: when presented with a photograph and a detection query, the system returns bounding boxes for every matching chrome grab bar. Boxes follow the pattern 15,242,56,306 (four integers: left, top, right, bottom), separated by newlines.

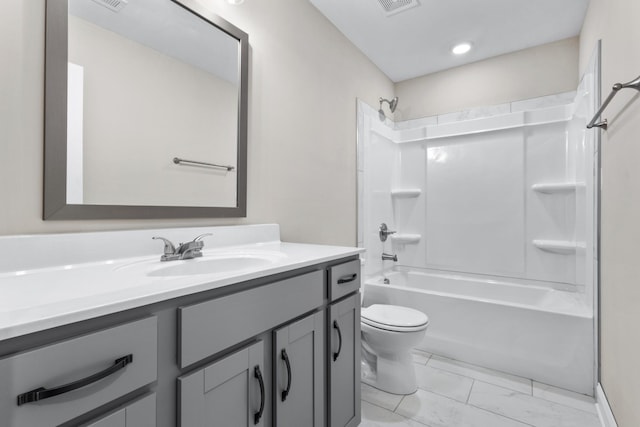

173,157,235,171
587,75,640,130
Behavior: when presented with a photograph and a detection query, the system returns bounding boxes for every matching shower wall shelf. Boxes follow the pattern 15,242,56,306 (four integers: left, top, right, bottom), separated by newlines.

391,234,421,244
391,189,422,198
531,182,586,194
533,239,586,254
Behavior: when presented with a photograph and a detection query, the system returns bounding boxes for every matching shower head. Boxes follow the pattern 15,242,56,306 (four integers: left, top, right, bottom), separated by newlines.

378,96,399,121
388,97,398,112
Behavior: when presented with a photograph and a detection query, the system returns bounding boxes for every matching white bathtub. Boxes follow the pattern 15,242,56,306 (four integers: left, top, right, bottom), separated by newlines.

363,270,594,395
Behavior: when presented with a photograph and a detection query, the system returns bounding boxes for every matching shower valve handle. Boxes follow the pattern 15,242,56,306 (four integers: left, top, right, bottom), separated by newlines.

379,223,396,242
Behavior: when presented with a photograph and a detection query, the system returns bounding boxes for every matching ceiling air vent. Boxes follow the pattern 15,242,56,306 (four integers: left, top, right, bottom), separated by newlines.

91,0,128,13
377,0,420,16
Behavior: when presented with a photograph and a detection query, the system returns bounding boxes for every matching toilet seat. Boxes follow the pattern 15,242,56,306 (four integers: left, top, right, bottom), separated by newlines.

361,304,429,332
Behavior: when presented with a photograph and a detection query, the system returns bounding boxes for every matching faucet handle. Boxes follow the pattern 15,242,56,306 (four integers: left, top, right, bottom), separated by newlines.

379,223,397,242
152,236,176,256
191,233,213,252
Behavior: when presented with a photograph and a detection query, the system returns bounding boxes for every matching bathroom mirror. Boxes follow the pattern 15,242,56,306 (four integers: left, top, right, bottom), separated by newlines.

44,0,248,219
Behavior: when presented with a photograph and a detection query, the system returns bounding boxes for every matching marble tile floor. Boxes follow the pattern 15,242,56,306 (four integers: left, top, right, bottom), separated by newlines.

360,350,601,427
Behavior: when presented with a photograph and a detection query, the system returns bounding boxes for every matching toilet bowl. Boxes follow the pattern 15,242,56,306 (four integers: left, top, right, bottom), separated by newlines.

361,304,429,395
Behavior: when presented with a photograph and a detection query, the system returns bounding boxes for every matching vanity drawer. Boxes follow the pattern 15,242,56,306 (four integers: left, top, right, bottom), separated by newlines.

0,317,157,427
179,270,324,368
81,392,156,427
329,259,361,302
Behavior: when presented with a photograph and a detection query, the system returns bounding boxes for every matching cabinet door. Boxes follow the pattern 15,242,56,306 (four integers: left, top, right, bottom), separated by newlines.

274,311,324,427
329,293,361,427
83,393,156,427
178,341,265,427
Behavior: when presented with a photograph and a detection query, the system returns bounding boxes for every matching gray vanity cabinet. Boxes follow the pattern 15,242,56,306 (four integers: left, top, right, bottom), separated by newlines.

329,293,361,427
274,311,325,427
178,341,265,427
0,256,361,427
328,259,362,427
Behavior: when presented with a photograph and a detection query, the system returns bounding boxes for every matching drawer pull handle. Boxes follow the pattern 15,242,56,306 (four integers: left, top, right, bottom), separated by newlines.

333,321,343,362
281,348,292,402
337,273,358,284
16,354,133,406
253,365,265,424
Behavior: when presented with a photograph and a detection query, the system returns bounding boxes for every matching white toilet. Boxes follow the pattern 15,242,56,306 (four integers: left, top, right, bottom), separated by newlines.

361,304,429,395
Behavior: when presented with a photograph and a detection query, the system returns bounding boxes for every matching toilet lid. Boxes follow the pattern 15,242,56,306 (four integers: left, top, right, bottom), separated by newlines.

361,304,429,331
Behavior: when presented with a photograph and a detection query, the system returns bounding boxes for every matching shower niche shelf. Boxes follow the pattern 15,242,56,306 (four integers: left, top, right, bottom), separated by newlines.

391,189,422,198
391,234,421,244
531,182,585,194
533,239,586,254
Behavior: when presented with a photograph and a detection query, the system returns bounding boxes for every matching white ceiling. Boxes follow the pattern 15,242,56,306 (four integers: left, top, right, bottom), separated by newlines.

309,0,590,82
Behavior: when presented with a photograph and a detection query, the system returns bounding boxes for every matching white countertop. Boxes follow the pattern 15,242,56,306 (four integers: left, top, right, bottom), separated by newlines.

0,225,363,341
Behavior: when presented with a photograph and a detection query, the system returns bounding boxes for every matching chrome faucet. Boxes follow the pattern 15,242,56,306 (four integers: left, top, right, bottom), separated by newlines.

152,233,212,261
381,253,398,262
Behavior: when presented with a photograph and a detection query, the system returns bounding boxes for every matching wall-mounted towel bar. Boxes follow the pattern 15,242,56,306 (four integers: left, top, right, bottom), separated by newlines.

587,75,640,130
173,157,235,171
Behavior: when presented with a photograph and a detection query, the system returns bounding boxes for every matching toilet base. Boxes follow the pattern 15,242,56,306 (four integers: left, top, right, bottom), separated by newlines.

361,346,417,395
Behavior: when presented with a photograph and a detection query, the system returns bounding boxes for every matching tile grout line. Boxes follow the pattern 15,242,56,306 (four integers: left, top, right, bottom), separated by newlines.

387,392,437,427
466,379,475,404
424,353,433,366
361,396,401,414
413,361,479,404
361,397,435,427
530,381,599,414
465,401,537,427
414,384,475,406
384,383,535,427
427,358,532,394
393,394,405,412
412,351,432,366
472,379,602,417
400,412,432,427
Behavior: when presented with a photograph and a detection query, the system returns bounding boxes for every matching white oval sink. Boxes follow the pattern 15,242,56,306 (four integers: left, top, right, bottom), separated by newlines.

147,255,275,277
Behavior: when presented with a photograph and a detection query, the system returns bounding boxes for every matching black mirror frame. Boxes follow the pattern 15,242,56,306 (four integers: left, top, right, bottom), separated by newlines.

44,0,249,219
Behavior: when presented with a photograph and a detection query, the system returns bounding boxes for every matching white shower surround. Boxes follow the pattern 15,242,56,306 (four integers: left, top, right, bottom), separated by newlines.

358,97,594,291
357,69,598,395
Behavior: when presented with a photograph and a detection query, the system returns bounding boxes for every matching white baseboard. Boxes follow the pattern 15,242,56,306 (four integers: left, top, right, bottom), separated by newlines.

596,384,618,427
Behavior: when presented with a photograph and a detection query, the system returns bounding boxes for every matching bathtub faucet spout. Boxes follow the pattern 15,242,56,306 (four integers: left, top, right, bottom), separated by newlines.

382,253,398,262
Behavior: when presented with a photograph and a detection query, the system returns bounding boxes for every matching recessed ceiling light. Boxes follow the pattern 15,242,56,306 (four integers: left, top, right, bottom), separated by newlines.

452,43,472,55
227,0,244,4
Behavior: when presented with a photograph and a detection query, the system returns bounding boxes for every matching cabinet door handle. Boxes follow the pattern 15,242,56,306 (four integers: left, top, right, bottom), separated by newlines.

16,354,133,406
281,348,292,402
333,320,343,362
337,273,358,284
253,365,265,425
